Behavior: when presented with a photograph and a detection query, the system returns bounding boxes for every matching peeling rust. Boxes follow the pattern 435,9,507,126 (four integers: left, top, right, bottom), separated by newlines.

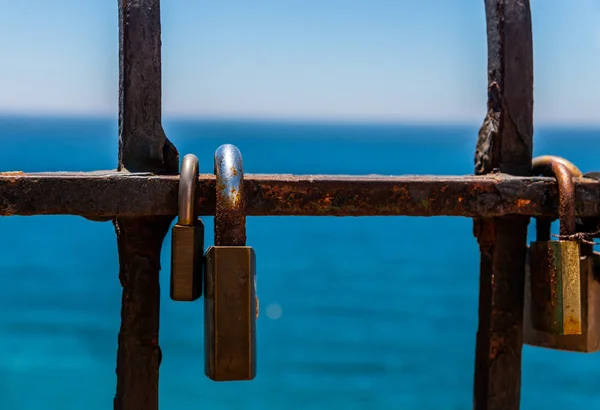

0,171,25,186
0,173,598,218
214,144,246,246
0,0,590,405
113,1,178,409
473,1,534,410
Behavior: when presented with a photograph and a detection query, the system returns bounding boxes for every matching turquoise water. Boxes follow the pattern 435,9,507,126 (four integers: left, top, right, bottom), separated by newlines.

1,117,600,409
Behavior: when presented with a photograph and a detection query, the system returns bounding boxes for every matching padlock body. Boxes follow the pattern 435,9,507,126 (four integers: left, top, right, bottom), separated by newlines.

170,220,204,301
204,246,257,381
529,240,582,335
525,250,600,352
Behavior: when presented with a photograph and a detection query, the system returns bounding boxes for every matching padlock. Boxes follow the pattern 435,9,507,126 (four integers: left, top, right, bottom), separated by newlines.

525,166,600,352
527,156,582,336
524,248,600,351
170,153,204,302
204,144,257,382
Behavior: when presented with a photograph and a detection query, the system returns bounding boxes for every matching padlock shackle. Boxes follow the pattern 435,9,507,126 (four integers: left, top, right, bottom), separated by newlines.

177,153,200,226
532,156,578,236
532,156,577,237
214,144,246,247
532,155,582,178
553,162,576,236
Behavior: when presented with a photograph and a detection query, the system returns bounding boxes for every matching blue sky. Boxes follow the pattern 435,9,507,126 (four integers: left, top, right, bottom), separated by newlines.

0,0,598,125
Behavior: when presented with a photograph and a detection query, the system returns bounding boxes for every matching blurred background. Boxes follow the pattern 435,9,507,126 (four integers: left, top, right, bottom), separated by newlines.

1,1,600,409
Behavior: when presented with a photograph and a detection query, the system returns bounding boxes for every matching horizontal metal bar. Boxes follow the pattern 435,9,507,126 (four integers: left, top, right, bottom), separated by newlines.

0,171,598,218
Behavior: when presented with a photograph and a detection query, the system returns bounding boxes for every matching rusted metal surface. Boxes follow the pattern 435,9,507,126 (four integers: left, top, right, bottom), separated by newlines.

214,144,247,246
473,1,533,409
475,0,533,176
576,172,600,246
0,172,598,218
113,1,179,410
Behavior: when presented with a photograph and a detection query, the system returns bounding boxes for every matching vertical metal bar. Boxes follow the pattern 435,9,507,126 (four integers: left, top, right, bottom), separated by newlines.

114,1,179,409
473,1,533,409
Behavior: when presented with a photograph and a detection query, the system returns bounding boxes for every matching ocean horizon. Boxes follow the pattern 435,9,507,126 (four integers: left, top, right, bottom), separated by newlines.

1,115,599,409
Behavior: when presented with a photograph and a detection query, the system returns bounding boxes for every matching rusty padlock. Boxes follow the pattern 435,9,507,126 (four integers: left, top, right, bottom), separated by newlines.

525,161,600,351
204,144,257,381
528,156,582,335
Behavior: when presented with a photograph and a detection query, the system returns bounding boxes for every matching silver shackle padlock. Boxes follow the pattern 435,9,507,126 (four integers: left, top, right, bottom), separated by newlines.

170,153,205,302
204,144,257,381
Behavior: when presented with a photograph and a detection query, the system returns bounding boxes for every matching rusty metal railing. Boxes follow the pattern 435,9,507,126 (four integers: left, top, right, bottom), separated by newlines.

1,1,588,409
0,173,599,218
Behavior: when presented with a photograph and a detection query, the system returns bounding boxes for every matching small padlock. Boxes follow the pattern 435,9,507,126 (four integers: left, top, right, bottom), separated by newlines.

204,144,257,382
524,246,600,351
170,153,204,302
525,166,600,352
528,157,582,335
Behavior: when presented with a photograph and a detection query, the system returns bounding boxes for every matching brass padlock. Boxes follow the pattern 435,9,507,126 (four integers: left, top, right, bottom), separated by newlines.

170,153,204,302
524,247,600,351
204,144,257,382
528,157,582,335
525,165,600,352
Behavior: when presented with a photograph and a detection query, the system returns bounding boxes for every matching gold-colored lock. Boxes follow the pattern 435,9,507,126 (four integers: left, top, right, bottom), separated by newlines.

170,153,204,302
204,144,257,382
525,161,600,352
527,156,582,336
524,249,600,351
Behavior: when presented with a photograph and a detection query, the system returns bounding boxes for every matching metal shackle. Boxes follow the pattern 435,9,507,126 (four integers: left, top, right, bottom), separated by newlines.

214,144,246,247
531,156,577,237
532,155,582,179
178,153,200,226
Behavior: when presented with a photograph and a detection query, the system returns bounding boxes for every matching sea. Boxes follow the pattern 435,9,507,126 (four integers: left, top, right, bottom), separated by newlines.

0,116,599,409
